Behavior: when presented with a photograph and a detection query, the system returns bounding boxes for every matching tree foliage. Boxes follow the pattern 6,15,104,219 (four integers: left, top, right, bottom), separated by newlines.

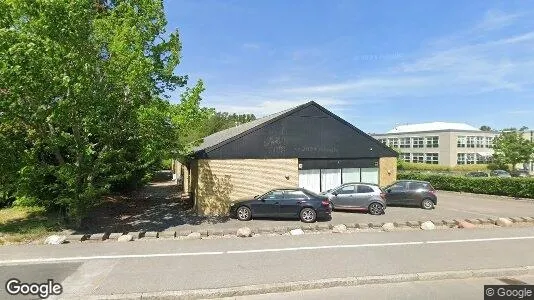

0,0,207,221
479,125,492,131
492,132,534,170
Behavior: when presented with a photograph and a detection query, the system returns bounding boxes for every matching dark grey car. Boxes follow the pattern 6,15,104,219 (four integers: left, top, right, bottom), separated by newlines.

321,183,386,215
384,180,437,209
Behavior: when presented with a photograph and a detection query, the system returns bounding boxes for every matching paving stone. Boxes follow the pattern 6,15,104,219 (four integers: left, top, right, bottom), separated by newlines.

356,223,369,229
89,233,107,241
160,231,176,238
458,220,476,229
332,224,347,233
187,232,202,239
129,232,142,239
207,229,224,236
382,223,395,232
108,233,123,240
177,230,193,237
290,229,305,235
466,218,481,225
118,235,133,242
237,227,252,237
420,221,435,230
44,235,67,245
144,231,159,238
496,217,513,227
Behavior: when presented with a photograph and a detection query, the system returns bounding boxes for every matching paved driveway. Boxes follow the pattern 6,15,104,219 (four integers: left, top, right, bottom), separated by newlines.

169,191,534,232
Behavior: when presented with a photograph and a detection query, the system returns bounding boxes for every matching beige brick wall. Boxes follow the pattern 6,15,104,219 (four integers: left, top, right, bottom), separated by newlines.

379,157,397,187
193,158,299,216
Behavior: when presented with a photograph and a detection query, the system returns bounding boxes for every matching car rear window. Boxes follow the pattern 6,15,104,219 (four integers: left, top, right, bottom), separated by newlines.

357,185,374,193
409,182,432,190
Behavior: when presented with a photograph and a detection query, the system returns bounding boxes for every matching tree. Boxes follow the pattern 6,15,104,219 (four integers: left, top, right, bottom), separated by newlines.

480,125,492,131
0,1,206,220
492,132,534,170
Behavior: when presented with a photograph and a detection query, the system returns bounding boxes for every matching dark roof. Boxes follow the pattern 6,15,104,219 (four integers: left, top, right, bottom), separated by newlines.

192,101,398,159
193,106,296,153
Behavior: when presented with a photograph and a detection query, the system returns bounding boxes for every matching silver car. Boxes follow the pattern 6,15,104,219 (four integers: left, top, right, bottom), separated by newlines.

321,183,386,215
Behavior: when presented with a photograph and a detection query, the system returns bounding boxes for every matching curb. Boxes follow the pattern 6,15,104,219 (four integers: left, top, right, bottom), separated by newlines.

73,266,534,299
62,216,534,243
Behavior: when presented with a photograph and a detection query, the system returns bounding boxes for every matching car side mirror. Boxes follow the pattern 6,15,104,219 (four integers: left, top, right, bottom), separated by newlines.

332,192,338,196
387,189,392,193
253,195,258,199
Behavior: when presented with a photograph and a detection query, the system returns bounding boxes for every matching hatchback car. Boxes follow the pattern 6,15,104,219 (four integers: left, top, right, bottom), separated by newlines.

466,171,489,178
490,170,512,178
510,170,530,177
321,183,386,215
230,188,331,223
384,180,437,209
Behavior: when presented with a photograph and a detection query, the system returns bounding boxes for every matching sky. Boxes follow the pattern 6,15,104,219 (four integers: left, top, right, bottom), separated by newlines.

163,0,534,133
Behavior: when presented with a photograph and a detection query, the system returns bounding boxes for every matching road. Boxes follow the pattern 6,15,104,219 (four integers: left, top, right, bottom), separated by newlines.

169,190,534,232
1,227,534,299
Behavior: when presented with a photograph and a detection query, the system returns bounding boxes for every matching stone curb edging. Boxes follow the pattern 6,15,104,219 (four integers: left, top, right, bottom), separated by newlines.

71,266,534,300
62,216,534,243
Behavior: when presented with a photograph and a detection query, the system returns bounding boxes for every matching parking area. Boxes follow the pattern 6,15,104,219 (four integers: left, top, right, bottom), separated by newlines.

169,191,534,232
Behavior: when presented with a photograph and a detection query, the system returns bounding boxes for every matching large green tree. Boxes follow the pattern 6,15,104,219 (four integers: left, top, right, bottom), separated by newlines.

492,131,534,170
0,0,206,221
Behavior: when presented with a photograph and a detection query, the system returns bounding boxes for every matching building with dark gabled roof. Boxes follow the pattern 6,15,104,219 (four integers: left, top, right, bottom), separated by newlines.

181,101,398,215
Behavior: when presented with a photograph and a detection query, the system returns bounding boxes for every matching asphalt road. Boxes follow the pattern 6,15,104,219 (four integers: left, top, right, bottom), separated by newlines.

225,275,534,300
170,191,534,232
1,227,534,299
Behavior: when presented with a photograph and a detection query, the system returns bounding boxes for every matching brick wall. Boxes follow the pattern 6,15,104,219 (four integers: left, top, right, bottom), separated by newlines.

193,158,299,215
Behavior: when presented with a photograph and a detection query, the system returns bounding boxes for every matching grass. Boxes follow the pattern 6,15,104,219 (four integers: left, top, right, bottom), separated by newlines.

0,206,66,245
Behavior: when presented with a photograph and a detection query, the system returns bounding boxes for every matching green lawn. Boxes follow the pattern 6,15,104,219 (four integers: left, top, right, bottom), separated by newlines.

0,206,66,245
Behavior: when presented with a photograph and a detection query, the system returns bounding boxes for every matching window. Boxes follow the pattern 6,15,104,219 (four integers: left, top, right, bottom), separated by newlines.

466,153,475,164
336,185,356,195
400,153,411,162
284,190,308,200
426,136,439,148
378,139,387,145
476,153,492,164
360,168,379,185
425,153,439,164
262,190,284,200
342,168,360,183
476,137,484,148
320,169,342,192
457,153,466,165
486,137,494,148
457,136,466,148
409,182,432,190
412,153,424,163
467,136,475,148
388,138,399,148
399,137,411,148
357,185,374,193
412,137,424,148
389,181,408,190
299,169,321,193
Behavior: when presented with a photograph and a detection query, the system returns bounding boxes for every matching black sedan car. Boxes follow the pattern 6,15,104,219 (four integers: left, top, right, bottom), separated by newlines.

230,188,331,223
384,180,438,209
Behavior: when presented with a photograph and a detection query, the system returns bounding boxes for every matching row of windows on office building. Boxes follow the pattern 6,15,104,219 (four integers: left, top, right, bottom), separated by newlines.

457,136,494,148
457,153,493,165
399,153,439,164
378,136,439,148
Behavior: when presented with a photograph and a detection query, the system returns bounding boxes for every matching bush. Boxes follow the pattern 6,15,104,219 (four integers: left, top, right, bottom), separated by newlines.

398,172,534,198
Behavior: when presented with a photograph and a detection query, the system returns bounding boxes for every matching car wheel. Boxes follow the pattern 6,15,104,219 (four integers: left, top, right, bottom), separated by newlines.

300,208,317,223
421,199,434,210
368,202,384,215
236,206,252,221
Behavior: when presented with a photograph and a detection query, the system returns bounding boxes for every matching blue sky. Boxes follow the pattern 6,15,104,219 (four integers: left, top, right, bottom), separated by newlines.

164,0,534,133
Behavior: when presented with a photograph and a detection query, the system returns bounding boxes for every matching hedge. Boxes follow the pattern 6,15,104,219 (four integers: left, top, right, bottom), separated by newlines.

398,162,493,172
398,172,534,198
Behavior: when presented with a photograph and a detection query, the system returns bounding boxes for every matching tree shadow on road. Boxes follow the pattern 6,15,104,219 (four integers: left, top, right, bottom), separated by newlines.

77,176,229,234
